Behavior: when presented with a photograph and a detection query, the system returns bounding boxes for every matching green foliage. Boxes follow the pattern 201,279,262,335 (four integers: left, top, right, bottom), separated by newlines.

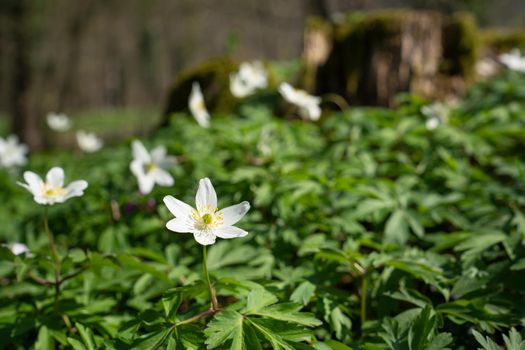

2,70,525,349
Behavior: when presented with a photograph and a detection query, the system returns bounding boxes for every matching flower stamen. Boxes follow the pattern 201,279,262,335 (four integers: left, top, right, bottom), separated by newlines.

43,185,66,198
202,213,213,224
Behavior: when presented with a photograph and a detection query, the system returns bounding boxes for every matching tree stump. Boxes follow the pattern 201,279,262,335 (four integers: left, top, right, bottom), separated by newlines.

307,10,479,106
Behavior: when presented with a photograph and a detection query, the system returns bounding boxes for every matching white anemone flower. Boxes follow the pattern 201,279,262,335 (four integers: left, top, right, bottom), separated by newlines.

130,140,177,194
3,243,31,256
230,61,268,98
279,82,321,121
163,178,250,246
421,102,449,130
76,130,103,153
18,166,88,205
499,49,525,73
475,57,499,78
189,82,210,128
0,135,28,168
46,113,72,132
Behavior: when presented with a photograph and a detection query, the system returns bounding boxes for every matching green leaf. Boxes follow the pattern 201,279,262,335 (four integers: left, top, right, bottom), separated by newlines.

472,330,500,350
162,290,183,322
242,322,263,350
205,310,245,349
503,328,525,350
178,324,205,350
385,210,408,244
131,328,172,350
408,306,435,350
247,318,295,350
324,340,355,350
76,323,96,350
251,303,321,327
67,338,88,350
118,254,169,282
35,326,54,350
245,288,279,313
426,333,453,350
290,281,316,306
322,298,352,340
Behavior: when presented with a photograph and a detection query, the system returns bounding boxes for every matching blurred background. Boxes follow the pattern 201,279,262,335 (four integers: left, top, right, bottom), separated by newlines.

0,0,523,149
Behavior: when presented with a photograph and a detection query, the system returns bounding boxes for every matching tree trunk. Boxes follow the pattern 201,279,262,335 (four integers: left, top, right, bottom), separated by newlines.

313,11,446,106
9,0,41,149
306,0,330,19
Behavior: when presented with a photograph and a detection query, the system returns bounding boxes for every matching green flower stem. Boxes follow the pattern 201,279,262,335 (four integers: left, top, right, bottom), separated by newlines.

202,245,219,310
360,274,368,328
44,207,62,311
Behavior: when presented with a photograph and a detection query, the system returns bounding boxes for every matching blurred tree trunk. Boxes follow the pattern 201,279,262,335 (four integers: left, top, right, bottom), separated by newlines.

306,0,330,19
313,11,444,106
9,0,41,149
58,2,98,111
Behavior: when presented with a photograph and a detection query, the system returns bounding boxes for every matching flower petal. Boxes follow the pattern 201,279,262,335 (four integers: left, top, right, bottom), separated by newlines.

153,168,174,187
63,180,88,201
34,195,51,205
193,231,216,245
219,201,250,226
214,225,248,239
137,174,155,194
158,155,177,168
150,145,166,163
195,177,217,209
166,218,192,233
46,167,64,188
163,195,194,218
130,159,145,177
278,82,295,102
132,140,151,163
189,82,210,128
22,171,43,194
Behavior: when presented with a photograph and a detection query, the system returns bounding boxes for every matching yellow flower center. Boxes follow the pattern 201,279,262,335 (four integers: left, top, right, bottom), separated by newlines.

192,206,224,231
195,100,206,112
146,162,156,173
202,213,213,224
43,185,66,198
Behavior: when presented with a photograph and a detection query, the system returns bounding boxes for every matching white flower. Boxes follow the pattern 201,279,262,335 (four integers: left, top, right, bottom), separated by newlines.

189,82,210,128
421,102,449,130
18,166,88,205
499,49,525,73
130,140,177,194
0,135,28,168
163,178,250,246
425,117,440,130
230,61,268,98
3,243,31,256
475,57,499,78
76,130,103,153
46,113,72,132
279,82,321,121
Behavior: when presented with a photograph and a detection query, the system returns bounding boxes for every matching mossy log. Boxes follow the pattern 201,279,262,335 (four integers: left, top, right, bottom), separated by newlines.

160,57,280,126
160,57,238,127
307,10,480,106
481,28,525,52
